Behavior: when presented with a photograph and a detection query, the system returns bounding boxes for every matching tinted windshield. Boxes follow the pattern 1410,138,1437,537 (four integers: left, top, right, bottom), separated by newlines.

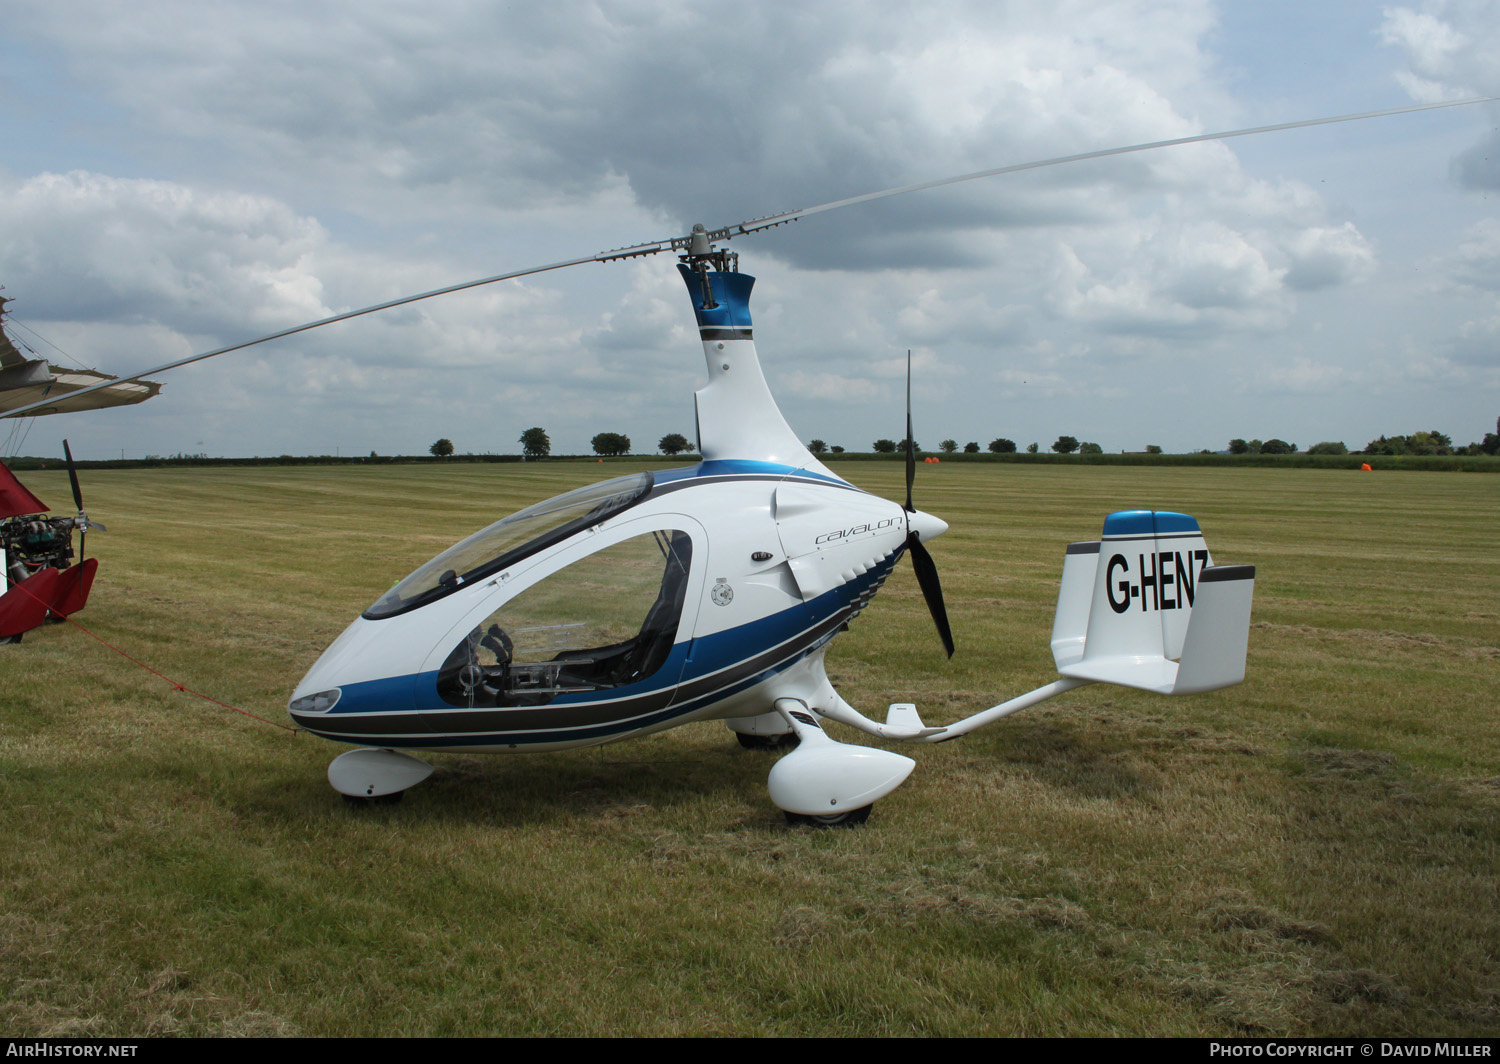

364,471,653,619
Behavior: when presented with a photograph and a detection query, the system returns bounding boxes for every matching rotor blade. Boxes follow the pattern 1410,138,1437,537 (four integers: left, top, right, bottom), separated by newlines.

717,97,1498,236
0,243,681,420
62,439,83,513
907,533,954,659
904,350,915,513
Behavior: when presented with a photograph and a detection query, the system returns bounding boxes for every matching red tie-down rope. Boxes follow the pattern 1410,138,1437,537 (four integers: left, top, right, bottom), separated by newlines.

6,578,301,733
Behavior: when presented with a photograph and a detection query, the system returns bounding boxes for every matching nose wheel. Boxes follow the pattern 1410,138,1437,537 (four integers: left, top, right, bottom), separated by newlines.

342,791,405,806
735,730,798,751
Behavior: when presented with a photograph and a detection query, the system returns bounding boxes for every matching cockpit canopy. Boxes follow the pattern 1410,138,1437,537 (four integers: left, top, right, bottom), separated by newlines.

436,527,693,709
364,472,653,620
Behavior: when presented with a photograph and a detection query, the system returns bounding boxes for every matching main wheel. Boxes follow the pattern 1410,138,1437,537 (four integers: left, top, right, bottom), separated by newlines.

784,804,872,828
735,731,799,752
342,791,404,806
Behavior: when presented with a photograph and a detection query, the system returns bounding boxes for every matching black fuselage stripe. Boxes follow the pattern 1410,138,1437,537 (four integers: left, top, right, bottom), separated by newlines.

1101,532,1204,543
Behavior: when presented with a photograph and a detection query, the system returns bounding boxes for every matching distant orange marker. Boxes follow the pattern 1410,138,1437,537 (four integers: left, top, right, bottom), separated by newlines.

1361,463,1372,471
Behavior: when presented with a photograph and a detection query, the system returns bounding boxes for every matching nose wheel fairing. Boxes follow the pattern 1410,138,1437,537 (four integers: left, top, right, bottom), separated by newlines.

767,700,915,818
328,747,434,799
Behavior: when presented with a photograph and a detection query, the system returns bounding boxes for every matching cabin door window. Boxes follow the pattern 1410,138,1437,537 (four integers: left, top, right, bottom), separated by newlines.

436,529,693,708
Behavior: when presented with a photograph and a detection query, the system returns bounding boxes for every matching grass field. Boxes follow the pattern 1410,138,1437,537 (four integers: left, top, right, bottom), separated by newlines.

2,460,1496,1037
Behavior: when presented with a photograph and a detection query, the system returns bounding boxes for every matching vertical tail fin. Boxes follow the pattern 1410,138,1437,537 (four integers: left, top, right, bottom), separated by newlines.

1171,564,1255,693
1054,511,1253,695
1050,541,1099,669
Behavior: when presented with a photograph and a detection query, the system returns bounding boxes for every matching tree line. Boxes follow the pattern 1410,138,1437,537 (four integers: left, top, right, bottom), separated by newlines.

431,429,699,459
862,436,1115,455
1230,419,1500,457
430,418,1500,461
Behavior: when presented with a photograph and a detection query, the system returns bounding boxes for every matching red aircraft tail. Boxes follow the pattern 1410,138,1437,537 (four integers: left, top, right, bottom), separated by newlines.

0,460,48,519
0,567,60,637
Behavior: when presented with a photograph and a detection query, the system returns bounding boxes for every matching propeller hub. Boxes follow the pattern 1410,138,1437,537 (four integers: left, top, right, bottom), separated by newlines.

906,508,948,544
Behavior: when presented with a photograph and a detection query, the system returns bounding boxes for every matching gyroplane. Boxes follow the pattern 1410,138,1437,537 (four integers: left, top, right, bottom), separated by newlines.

2,99,1489,820
0,442,103,644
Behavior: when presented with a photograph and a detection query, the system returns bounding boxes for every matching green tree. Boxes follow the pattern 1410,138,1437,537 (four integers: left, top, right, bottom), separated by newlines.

1260,439,1295,455
1051,436,1079,454
592,432,631,456
658,433,691,455
1145,444,1163,454
1079,441,1103,454
900,436,921,454
940,439,957,453
987,438,1016,454
808,439,827,454
963,441,980,454
1479,416,1500,456
830,445,845,454
872,439,897,453
1405,430,1452,455
518,427,550,458
1307,441,1347,455
429,438,454,458
1026,442,1039,454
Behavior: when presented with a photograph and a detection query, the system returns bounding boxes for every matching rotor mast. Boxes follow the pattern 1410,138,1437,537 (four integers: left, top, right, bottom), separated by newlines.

677,227,831,475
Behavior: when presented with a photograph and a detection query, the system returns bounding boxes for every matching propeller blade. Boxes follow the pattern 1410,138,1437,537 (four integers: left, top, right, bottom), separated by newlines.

63,439,83,513
6,96,1490,423
904,350,915,513
907,533,954,659
900,348,949,656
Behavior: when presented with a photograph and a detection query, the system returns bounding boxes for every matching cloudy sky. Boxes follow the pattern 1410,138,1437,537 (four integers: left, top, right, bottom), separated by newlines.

1,0,1496,460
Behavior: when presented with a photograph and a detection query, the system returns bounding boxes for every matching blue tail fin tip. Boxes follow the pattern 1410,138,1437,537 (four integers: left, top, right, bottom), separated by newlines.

1102,510,1201,537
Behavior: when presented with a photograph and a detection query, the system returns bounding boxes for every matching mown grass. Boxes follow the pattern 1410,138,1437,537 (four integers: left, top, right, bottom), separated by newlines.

1,461,1496,1036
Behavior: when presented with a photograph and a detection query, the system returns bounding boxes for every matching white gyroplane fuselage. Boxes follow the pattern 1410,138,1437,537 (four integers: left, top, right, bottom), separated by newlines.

288,261,1255,822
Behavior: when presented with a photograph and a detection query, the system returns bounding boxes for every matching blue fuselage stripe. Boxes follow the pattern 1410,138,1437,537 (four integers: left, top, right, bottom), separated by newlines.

295,550,901,746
